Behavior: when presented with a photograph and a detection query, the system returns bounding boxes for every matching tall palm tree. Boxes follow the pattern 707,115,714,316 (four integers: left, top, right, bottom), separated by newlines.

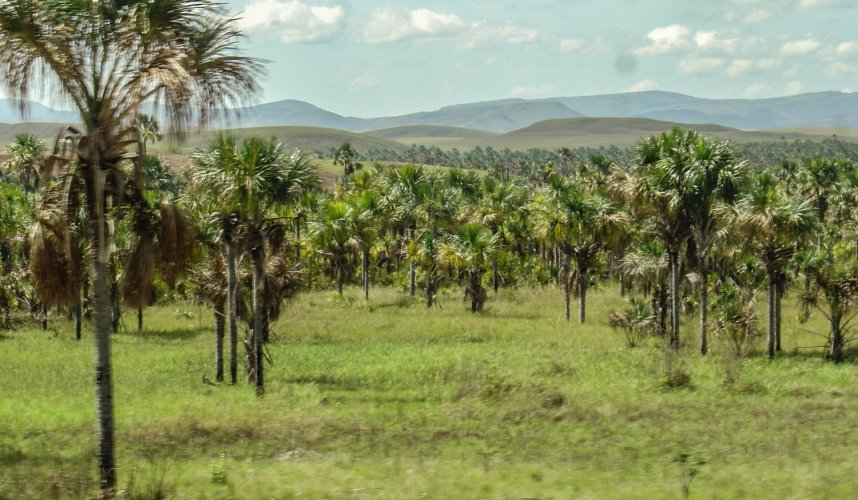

737,172,815,359
0,1,263,492
610,129,695,348
682,134,746,355
476,177,528,293
193,135,317,394
535,178,627,324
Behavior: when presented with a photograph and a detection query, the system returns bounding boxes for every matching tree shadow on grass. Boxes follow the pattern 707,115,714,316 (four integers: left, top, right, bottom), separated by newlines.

770,346,858,366
122,327,206,341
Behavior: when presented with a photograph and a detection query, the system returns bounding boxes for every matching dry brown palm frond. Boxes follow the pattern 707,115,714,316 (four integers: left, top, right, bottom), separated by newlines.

158,198,198,288
29,213,80,307
121,233,155,308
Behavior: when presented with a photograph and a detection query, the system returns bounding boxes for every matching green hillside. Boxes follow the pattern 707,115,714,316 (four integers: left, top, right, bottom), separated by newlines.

419,117,858,151
0,122,77,147
367,125,498,142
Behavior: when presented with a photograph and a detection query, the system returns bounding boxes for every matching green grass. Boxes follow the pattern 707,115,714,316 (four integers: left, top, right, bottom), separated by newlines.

2,286,858,498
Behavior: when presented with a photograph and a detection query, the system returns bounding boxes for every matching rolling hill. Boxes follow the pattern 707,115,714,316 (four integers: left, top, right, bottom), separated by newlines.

3,91,857,136
366,125,499,145
176,125,408,153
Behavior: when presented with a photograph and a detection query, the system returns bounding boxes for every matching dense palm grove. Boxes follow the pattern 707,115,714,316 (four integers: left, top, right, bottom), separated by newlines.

4,128,858,365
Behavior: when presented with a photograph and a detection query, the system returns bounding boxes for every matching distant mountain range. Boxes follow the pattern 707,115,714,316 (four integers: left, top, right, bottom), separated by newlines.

2,90,857,133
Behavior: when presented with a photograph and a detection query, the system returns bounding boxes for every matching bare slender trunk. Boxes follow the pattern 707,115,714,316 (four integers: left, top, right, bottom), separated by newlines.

214,302,225,382
492,255,499,293
41,303,47,330
251,245,266,395
425,268,435,308
75,300,82,341
137,305,142,332
776,277,784,352
226,242,238,385
89,182,116,495
409,260,416,296
830,312,844,363
565,289,570,321
767,270,776,360
362,249,369,301
699,259,708,356
669,249,680,350
619,273,626,297
294,215,301,262
578,266,587,325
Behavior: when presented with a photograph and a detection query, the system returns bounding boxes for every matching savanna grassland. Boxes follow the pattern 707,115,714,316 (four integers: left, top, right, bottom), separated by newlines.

3,286,857,499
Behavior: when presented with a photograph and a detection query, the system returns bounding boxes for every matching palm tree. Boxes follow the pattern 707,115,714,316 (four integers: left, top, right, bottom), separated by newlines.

0,2,263,492
610,129,696,348
738,172,815,359
476,177,528,293
535,178,627,324
439,222,497,312
308,199,369,295
3,133,46,200
193,135,317,394
333,142,361,180
682,133,746,355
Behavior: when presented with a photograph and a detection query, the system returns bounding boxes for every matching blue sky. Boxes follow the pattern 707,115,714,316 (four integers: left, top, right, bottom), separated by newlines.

227,0,858,117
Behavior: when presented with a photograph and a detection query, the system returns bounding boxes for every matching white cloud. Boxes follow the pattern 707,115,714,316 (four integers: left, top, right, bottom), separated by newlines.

350,75,378,91
828,62,858,77
744,8,773,23
559,38,585,53
785,81,804,94
781,38,822,56
723,9,740,22
836,41,858,58
694,31,738,54
727,58,781,77
628,79,659,92
632,24,690,55
460,22,538,50
797,0,852,7
678,57,724,75
239,0,346,43
510,84,556,97
362,7,466,44
743,83,773,97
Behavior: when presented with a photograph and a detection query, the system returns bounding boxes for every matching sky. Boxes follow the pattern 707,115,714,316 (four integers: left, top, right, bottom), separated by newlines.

227,0,858,117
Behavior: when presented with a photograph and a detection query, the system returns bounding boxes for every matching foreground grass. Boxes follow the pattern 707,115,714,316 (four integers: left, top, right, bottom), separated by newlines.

1,286,858,499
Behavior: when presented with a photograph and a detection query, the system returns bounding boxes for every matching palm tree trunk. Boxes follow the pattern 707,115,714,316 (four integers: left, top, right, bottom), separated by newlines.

619,273,626,297
409,259,416,296
565,287,571,321
294,216,301,262
41,303,47,330
89,190,116,495
775,277,784,352
137,305,143,331
226,242,239,385
669,249,680,350
214,301,225,382
492,255,499,293
251,245,266,395
830,312,844,363
699,259,708,356
362,249,369,301
75,300,82,341
336,259,344,296
767,270,776,360
578,267,587,325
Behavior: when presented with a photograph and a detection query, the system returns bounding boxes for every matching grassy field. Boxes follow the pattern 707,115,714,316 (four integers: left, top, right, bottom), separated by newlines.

2,286,858,498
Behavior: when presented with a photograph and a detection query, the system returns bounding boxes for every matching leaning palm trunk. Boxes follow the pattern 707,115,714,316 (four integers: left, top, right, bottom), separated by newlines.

251,244,266,395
